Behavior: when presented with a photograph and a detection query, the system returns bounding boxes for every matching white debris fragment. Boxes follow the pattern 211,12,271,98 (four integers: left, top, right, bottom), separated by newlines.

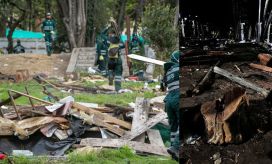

88,67,96,74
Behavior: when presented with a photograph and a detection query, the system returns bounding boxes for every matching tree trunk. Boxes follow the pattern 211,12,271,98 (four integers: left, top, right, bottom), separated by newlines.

174,0,179,28
76,0,86,47
27,0,32,31
7,12,26,54
44,0,51,13
0,16,6,37
133,0,144,34
117,0,127,31
57,0,87,49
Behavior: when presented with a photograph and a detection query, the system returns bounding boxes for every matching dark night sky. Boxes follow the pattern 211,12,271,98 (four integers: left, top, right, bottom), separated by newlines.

180,0,260,28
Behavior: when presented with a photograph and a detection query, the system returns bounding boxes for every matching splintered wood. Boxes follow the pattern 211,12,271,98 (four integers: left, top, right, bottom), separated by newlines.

121,112,167,140
201,87,249,144
131,97,150,142
249,63,272,73
0,116,68,140
258,53,272,66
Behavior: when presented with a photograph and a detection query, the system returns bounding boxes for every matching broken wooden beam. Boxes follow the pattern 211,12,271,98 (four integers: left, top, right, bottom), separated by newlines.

249,63,272,73
8,90,21,120
9,89,54,105
72,102,132,130
105,104,134,113
120,112,167,140
191,61,220,95
131,97,150,142
80,138,169,156
213,66,269,96
147,129,165,147
74,111,125,136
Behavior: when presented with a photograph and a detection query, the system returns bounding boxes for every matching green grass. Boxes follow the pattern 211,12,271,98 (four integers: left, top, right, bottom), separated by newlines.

0,81,173,163
0,80,159,106
67,146,177,164
0,147,177,164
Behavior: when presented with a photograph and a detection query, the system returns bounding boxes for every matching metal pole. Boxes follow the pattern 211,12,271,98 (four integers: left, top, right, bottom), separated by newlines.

267,23,271,43
257,0,262,42
181,19,185,37
240,23,245,42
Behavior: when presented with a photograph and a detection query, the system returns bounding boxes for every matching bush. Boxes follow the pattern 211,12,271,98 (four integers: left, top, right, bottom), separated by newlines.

142,3,178,60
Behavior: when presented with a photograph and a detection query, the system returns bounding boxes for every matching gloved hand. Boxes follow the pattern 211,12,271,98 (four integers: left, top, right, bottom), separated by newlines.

43,33,45,37
50,31,55,35
99,55,104,61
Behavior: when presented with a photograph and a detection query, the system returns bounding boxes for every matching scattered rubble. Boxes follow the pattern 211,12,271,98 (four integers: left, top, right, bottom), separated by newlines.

0,79,169,157
180,44,272,163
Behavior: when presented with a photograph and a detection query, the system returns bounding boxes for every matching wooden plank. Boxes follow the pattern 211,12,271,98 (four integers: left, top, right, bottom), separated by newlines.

128,54,165,66
72,102,131,129
80,138,169,156
131,97,150,142
120,112,167,140
9,89,54,105
249,63,272,73
105,104,134,112
147,129,165,147
213,66,269,96
75,111,125,136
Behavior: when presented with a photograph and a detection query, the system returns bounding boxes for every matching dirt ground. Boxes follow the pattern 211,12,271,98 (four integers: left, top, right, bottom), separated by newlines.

180,61,272,164
0,53,71,78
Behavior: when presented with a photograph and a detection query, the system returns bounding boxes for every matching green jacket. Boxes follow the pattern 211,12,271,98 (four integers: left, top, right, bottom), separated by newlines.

41,19,56,33
163,62,179,100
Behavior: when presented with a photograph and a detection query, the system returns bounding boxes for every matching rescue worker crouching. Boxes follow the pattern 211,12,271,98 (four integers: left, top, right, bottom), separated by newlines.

13,40,25,54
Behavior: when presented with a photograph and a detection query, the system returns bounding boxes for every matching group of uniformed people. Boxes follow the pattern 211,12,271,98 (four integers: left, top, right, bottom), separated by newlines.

95,24,144,92
43,13,182,160
96,21,181,160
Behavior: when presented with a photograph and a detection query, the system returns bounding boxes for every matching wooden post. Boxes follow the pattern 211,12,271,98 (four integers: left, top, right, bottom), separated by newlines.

8,91,21,120
125,15,132,75
25,87,35,110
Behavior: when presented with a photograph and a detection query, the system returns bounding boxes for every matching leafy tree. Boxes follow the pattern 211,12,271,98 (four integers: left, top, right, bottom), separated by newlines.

0,0,30,53
142,3,178,57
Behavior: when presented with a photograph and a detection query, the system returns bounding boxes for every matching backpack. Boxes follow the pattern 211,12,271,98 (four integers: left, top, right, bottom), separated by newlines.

108,43,119,58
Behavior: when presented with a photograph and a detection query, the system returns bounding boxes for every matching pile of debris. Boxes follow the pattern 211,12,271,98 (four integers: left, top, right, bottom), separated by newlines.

180,45,272,163
0,83,169,157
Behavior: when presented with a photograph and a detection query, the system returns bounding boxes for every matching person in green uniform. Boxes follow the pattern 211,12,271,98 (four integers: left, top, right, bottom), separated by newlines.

129,33,142,54
41,12,56,56
161,50,180,160
107,30,124,92
96,35,109,76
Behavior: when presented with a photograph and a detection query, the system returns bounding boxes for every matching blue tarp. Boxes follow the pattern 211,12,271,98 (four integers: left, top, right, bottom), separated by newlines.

6,28,43,39
120,34,144,44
